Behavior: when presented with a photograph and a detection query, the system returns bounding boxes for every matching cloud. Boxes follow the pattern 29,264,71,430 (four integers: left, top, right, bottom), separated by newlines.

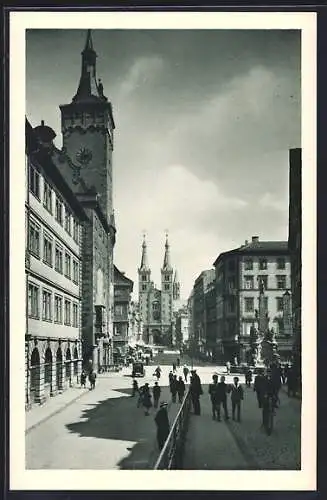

259,192,288,212
118,56,165,97
127,164,247,230
114,164,247,297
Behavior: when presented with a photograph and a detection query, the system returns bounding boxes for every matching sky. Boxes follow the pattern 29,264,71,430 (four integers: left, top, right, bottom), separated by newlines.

26,28,301,300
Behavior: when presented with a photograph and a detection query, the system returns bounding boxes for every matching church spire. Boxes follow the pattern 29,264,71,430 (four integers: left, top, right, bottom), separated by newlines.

162,232,172,271
72,29,106,103
139,234,150,272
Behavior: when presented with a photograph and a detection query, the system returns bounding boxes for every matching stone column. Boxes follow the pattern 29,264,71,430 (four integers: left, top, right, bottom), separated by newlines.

25,341,30,409
69,360,74,387
50,361,57,397
34,363,46,404
77,359,82,383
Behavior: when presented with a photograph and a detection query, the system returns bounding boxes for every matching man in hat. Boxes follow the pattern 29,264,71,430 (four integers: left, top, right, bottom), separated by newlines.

154,402,170,450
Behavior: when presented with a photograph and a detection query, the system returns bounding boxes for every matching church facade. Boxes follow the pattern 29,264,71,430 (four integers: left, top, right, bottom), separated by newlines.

138,235,181,346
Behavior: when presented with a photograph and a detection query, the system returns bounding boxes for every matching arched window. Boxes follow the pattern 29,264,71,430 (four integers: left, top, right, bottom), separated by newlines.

44,347,52,384
65,348,71,379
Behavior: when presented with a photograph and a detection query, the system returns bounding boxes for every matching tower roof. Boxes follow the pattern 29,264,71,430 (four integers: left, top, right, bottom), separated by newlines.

173,269,179,283
139,235,150,272
72,29,107,103
162,233,172,272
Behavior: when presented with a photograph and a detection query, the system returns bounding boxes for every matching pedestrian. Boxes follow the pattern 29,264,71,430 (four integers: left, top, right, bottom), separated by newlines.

88,369,96,390
253,369,266,408
177,376,185,403
154,402,170,450
168,370,174,386
216,375,230,421
137,384,145,408
154,366,161,380
208,374,219,420
245,368,253,387
230,376,244,422
142,383,152,416
131,378,139,397
183,365,189,383
226,361,231,375
287,367,297,398
153,381,161,409
176,358,180,368
172,362,177,373
170,374,178,403
80,369,87,388
271,364,282,406
190,369,203,415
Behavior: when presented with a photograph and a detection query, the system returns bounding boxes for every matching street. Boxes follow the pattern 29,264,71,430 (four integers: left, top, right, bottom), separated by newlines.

183,372,301,470
26,364,181,470
25,358,301,470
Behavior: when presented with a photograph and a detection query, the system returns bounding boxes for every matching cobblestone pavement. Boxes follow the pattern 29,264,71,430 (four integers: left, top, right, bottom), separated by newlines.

183,368,301,470
26,364,183,470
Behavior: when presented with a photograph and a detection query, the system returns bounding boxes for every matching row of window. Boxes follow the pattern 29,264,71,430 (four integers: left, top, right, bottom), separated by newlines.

243,257,286,271
243,275,287,290
29,219,79,283
29,163,79,243
243,296,285,313
28,283,79,327
141,284,171,291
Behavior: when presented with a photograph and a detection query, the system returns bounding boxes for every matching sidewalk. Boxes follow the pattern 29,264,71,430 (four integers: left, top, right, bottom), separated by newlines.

25,371,124,433
26,385,92,433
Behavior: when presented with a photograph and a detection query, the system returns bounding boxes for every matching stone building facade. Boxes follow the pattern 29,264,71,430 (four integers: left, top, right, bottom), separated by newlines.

190,269,216,359
138,235,181,346
214,236,292,364
288,148,302,380
51,30,116,371
25,119,86,408
113,266,133,359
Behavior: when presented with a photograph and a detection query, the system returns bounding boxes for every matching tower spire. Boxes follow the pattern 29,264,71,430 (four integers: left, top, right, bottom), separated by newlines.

72,29,106,103
162,231,172,271
139,233,150,271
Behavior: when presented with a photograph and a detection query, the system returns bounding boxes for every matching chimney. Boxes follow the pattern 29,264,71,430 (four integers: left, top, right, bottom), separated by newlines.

252,236,259,243
244,240,248,245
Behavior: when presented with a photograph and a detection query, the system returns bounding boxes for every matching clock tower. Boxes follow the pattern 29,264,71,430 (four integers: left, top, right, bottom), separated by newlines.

59,29,115,225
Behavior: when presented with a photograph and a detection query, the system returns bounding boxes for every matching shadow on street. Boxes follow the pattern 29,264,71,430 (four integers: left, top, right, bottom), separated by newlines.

65,386,174,469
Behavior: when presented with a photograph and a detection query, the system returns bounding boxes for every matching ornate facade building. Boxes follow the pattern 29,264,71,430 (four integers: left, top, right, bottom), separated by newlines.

288,148,302,381
214,236,292,364
113,266,133,359
138,235,181,346
25,119,86,408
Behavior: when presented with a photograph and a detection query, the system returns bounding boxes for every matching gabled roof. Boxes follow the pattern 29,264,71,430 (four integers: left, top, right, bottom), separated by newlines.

114,265,134,289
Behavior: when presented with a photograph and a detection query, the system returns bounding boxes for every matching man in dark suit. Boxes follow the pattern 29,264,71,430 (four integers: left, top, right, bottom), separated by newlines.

230,376,244,422
216,375,230,421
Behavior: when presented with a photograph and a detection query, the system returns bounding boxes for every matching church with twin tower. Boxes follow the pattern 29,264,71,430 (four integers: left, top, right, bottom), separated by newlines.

138,235,181,346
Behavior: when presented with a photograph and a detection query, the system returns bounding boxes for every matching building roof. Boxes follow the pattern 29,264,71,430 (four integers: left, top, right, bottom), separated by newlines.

213,239,289,266
26,118,87,222
114,265,134,289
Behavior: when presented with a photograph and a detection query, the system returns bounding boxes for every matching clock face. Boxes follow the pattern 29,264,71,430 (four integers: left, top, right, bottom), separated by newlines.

76,147,92,165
